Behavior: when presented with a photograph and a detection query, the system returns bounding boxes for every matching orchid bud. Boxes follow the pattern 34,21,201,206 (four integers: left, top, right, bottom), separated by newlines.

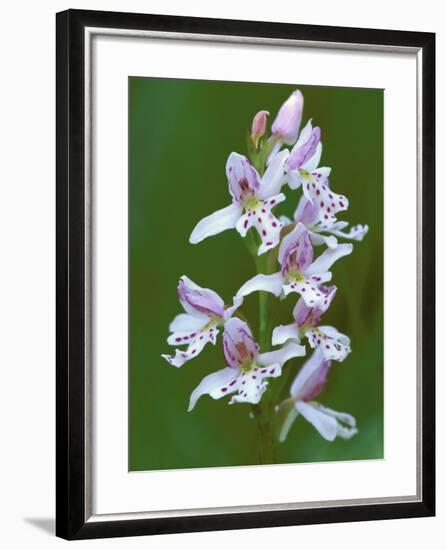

250,110,269,148
271,89,304,145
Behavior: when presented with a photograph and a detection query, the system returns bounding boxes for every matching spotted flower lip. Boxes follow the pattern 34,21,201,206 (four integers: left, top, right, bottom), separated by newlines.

279,349,358,442
189,151,289,255
162,276,243,368
272,285,352,362
293,195,369,247
188,318,305,411
236,223,353,307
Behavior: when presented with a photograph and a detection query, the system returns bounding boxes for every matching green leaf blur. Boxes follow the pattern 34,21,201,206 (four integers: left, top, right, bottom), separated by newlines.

129,78,383,471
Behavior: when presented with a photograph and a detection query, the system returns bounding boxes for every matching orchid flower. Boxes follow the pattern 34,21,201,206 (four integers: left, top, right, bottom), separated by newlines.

162,276,242,368
189,151,289,255
292,195,369,247
237,223,352,307
286,119,323,182
272,285,351,362
188,317,305,410
279,349,358,442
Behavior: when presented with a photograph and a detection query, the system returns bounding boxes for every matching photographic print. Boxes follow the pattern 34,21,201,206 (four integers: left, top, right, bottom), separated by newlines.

129,78,384,471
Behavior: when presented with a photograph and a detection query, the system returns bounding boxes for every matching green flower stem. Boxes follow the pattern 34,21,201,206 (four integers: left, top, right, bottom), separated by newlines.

245,140,282,464
244,231,278,464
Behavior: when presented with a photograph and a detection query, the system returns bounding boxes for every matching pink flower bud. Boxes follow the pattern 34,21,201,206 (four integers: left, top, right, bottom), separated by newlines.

250,110,269,148
271,89,304,145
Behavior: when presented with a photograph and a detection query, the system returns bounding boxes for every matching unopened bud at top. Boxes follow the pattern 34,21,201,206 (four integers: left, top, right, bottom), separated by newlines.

250,110,269,148
271,89,304,145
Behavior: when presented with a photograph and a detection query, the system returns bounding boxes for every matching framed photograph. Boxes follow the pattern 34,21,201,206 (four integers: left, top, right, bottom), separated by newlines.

56,9,435,540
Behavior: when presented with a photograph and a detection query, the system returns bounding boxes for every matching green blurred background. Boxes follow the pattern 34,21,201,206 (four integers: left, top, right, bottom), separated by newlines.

129,78,383,471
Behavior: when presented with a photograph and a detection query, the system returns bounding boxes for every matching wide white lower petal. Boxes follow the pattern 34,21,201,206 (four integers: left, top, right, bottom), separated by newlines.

169,313,206,333
236,272,284,298
272,323,300,346
258,342,306,367
189,203,242,244
188,367,240,411
304,243,353,277
296,401,338,441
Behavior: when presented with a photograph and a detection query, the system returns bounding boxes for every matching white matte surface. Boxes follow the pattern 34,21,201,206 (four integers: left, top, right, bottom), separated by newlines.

92,33,417,515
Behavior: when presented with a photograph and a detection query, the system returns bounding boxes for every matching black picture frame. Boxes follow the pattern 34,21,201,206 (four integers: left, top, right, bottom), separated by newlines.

56,8,435,540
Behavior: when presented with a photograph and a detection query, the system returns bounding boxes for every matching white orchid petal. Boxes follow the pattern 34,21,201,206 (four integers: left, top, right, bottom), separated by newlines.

258,342,306,368
236,272,283,298
189,203,242,244
188,367,240,411
317,404,356,428
162,324,219,368
311,325,351,362
258,149,289,199
283,274,332,306
229,375,267,405
169,313,206,333
296,401,338,441
272,323,300,346
287,170,304,190
330,223,369,242
304,243,353,277
308,230,338,249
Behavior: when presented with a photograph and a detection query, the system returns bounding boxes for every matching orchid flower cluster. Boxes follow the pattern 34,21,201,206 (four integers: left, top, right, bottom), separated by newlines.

162,89,368,460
